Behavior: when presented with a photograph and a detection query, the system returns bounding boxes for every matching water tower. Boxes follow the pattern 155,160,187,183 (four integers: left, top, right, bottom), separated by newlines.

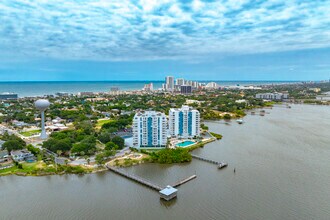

35,99,50,139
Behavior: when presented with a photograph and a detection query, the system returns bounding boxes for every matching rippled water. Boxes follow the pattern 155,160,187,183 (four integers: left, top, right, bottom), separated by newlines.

1,104,330,220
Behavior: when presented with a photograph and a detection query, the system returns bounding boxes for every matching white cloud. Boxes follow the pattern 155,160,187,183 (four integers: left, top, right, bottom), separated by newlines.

0,0,329,61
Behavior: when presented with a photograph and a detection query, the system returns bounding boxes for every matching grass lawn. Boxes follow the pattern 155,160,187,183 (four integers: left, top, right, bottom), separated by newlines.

22,161,47,171
96,119,114,130
0,161,93,176
0,161,50,176
20,129,41,137
0,166,18,175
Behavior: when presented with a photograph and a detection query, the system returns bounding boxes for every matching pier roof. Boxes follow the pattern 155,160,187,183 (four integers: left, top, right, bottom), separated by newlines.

159,186,178,196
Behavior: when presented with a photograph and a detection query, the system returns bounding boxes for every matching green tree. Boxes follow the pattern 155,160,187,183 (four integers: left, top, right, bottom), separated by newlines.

98,132,112,144
27,144,40,155
111,136,125,149
224,114,231,120
95,154,105,165
42,138,71,153
2,140,24,152
105,141,118,151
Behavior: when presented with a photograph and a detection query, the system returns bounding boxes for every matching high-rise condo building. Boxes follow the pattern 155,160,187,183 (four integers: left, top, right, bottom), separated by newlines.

169,105,200,138
143,83,153,91
180,85,192,94
165,76,174,91
176,78,185,86
133,111,167,149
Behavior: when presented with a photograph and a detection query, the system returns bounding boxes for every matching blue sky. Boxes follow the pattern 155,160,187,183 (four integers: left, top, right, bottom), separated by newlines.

0,0,329,81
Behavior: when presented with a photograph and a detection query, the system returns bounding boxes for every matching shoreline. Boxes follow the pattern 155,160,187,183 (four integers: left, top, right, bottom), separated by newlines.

0,132,221,177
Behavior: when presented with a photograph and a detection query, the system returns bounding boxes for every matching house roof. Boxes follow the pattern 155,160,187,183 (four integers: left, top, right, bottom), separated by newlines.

10,149,31,156
0,150,9,158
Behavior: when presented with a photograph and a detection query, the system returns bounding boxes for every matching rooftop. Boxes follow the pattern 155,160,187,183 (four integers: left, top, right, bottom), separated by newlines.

10,149,31,156
159,185,178,196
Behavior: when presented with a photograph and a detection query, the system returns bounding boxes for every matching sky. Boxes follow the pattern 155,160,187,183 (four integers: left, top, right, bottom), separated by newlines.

0,0,330,81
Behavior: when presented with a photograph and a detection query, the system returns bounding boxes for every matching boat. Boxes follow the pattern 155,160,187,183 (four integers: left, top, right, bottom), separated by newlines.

236,119,244,124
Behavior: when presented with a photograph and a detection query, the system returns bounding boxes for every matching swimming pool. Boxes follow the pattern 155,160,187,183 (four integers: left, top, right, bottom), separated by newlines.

176,141,195,147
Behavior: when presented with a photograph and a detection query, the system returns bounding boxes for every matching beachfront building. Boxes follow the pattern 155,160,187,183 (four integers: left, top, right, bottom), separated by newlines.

176,78,185,86
165,76,174,91
169,105,200,139
142,83,154,91
132,111,167,149
205,82,219,90
0,93,18,100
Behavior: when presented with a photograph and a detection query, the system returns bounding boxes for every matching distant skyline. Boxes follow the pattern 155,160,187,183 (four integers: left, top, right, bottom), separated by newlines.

1,0,330,81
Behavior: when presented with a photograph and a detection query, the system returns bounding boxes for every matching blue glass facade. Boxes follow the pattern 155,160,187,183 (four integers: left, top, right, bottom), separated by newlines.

147,117,153,146
188,112,192,135
179,112,183,135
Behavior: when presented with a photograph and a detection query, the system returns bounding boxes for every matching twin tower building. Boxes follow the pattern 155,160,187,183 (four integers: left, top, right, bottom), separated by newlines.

133,106,200,149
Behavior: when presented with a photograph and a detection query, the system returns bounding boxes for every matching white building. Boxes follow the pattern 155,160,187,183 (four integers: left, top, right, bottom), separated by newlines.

142,83,153,91
169,105,200,139
165,76,175,91
133,111,167,149
205,82,219,90
176,78,185,86
256,93,289,100
316,91,330,101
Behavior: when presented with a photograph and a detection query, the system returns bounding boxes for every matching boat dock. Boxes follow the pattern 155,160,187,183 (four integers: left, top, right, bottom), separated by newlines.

106,165,197,200
106,165,162,191
191,154,228,169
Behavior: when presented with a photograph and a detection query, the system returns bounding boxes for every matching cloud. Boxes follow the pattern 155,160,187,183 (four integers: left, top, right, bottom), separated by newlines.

0,0,329,62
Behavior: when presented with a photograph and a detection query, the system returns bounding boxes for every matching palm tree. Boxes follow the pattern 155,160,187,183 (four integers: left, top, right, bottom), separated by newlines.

84,155,90,165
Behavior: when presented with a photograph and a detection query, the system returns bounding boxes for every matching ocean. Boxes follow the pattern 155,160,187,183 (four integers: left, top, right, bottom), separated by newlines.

0,81,299,97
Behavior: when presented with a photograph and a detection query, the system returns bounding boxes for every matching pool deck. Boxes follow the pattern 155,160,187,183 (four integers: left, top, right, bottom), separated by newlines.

176,141,196,147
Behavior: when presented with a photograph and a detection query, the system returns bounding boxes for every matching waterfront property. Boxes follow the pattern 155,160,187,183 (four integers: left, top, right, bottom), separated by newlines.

256,92,289,100
10,149,35,162
169,105,200,139
0,93,18,100
132,111,167,149
0,150,9,163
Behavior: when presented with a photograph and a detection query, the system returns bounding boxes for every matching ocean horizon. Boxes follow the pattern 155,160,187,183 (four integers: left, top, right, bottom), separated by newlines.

0,80,301,97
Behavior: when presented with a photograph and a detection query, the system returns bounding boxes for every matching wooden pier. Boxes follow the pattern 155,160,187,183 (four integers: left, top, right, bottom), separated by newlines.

106,165,162,191
191,154,228,169
172,175,197,188
106,165,197,192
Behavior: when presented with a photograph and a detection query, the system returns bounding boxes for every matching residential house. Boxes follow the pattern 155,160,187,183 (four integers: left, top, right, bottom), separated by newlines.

11,149,35,162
